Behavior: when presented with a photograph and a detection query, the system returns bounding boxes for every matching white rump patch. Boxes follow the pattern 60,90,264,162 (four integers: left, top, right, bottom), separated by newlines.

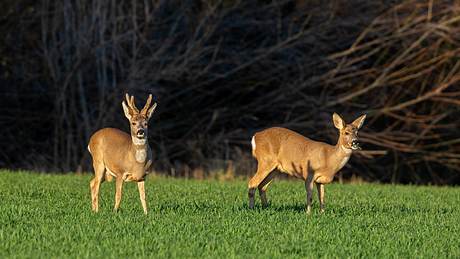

87,145,91,153
251,136,256,151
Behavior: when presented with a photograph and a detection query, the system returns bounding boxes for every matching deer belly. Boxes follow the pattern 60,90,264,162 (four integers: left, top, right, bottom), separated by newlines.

277,161,306,179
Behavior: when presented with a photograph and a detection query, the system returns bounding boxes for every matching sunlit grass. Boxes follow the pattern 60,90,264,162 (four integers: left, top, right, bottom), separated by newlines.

0,171,459,258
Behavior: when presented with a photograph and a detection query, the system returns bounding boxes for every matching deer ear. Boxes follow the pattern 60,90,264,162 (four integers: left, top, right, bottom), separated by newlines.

333,113,346,129
351,114,366,129
146,102,157,119
122,101,132,120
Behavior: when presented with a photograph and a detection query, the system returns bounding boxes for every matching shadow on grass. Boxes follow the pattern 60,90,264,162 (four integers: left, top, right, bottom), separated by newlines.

110,199,456,216
262,204,306,213
233,202,456,216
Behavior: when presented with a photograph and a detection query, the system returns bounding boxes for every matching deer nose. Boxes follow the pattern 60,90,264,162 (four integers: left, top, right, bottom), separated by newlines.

351,139,361,150
137,129,145,135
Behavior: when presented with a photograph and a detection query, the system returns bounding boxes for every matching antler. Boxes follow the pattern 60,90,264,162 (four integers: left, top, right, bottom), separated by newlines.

141,94,155,115
125,93,139,113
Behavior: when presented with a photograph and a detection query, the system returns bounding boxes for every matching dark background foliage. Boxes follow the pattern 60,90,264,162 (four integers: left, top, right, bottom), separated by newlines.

1,0,459,184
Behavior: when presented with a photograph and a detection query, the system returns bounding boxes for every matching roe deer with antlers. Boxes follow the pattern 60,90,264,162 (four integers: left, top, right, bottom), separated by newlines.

88,93,157,214
248,113,366,213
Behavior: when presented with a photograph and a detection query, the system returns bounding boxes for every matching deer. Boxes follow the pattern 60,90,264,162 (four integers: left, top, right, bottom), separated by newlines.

87,93,157,214
248,113,366,214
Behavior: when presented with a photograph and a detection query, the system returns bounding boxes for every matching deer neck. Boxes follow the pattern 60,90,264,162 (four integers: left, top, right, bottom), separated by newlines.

131,136,148,164
331,137,353,171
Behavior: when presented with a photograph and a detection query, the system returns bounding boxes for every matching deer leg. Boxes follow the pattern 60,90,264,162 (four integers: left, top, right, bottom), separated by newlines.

113,176,124,212
316,182,325,213
315,175,333,184
137,181,148,215
90,162,105,212
248,161,276,209
305,176,314,214
258,171,277,208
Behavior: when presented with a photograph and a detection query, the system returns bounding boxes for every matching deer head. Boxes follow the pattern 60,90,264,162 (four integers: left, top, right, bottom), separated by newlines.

122,93,157,145
333,113,366,150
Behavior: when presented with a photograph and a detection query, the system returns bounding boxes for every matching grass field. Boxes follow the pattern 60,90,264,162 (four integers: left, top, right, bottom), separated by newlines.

1,171,459,258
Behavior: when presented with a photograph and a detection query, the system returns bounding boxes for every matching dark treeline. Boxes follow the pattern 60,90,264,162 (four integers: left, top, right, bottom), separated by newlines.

1,0,459,184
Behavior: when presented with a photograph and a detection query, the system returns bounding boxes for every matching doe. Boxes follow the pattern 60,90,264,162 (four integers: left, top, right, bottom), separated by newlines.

88,93,157,214
248,113,366,213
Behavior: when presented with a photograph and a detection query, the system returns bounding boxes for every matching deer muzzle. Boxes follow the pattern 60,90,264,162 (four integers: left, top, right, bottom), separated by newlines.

351,139,361,150
136,129,145,138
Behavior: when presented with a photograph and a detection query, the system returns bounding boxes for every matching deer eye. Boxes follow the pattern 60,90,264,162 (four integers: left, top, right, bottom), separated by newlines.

345,132,350,135
131,122,136,125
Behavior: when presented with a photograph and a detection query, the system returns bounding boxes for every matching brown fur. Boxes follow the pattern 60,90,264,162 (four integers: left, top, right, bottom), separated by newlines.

248,113,366,213
88,94,156,214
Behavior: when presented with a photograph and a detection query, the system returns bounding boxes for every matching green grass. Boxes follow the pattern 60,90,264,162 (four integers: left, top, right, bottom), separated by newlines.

0,171,459,258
